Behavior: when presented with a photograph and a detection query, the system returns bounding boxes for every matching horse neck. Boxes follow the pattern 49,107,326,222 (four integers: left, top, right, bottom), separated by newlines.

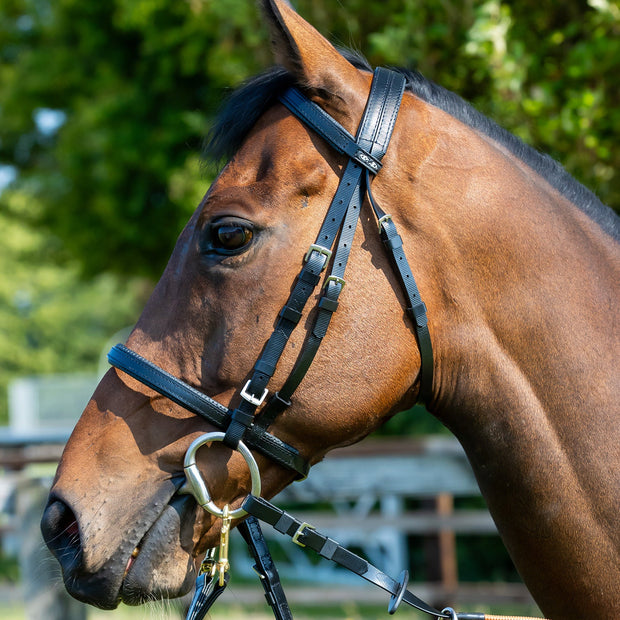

391,101,620,616
393,101,617,417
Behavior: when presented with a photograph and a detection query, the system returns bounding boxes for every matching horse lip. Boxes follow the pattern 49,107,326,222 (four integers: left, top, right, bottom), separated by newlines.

123,546,141,580
51,476,190,609
119,493,197,605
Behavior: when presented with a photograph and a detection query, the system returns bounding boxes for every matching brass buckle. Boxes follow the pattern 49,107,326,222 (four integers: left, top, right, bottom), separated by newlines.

323,275,346,291
199,548,218,577
304,244,332,270
292,522,315,547
377,214,392,232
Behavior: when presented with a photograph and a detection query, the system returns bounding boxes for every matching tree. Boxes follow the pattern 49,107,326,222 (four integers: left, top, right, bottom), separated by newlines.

0,188,144,422
1,0,617,280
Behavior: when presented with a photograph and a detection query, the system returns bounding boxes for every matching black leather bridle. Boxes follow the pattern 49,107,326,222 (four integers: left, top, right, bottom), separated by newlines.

106,68,451,618
102,68,551,620
108,67,432,480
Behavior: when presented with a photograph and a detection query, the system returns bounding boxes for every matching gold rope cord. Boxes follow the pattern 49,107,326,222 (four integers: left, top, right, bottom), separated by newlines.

484,616,551,620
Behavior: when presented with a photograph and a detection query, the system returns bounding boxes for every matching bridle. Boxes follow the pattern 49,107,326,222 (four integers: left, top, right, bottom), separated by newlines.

108,66,433,481
106,68,548,620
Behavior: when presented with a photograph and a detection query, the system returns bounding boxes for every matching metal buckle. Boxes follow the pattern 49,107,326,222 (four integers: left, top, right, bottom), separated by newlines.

323,275,346,291
240,380,268,407
304,244,332,271
292,522,315,547
377,214,392,232
199,548,218,577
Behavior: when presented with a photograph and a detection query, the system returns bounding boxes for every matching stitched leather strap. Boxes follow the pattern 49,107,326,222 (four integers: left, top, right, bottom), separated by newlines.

280,88,383,173
242,494,447,618
107,344,310,477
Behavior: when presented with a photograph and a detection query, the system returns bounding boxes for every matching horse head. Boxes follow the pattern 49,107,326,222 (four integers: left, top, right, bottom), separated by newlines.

41,1,619,617
40,0,430,609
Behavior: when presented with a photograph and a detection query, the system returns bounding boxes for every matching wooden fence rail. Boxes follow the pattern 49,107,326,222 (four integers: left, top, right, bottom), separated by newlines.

0,433,539,617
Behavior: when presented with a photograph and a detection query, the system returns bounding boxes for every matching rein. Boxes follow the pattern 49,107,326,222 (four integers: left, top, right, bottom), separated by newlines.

107,69,547,620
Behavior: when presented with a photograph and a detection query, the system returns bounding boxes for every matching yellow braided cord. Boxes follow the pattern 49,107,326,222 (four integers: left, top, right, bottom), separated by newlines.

484,616,550,620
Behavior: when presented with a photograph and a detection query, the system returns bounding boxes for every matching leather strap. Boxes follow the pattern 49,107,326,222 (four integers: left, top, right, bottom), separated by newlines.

185,570,229,620
242,494,447,618
224,68,410,447
237,517,293,620
222,156,365,449
280,88,383,173
366,173,433,402
108,344,310,478
257,68,432,424
256,180,363,428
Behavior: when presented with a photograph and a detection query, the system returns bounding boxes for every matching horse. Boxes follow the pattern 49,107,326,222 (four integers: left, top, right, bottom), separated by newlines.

41,1,619,618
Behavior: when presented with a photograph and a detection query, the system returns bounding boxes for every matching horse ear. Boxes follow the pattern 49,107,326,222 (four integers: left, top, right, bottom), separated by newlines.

260,0,368,113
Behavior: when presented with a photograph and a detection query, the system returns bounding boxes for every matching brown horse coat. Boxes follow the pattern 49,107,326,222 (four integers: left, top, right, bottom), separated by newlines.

42,1,619,617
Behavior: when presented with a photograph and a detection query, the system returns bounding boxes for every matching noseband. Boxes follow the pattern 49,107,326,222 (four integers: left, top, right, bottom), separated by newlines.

108,67,432,480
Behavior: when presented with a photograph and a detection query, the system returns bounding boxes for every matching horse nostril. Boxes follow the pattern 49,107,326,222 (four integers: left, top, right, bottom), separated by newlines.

41,498,83,573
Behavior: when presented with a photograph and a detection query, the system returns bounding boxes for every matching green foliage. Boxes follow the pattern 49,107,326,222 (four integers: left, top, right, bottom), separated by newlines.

1,0,618,280
0,187,144,422
0,0,269,277
0,0,618,421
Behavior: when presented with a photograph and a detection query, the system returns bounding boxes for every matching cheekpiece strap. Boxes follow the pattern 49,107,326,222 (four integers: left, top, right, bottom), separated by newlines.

224,68,408,449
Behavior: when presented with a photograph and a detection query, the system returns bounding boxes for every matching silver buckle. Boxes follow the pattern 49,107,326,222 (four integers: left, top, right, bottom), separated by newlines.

323,275,346,291
377,214,392,232
304,244,332,271
240,380,268,407
292,522,315,547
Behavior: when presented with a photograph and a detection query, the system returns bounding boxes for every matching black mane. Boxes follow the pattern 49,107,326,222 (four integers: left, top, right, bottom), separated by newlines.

205,50,619,240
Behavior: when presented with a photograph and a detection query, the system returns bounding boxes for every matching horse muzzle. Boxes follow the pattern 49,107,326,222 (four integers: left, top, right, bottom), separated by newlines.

41,487,198,608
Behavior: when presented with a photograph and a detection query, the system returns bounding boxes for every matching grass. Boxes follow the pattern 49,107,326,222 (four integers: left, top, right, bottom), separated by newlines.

0,587,545,620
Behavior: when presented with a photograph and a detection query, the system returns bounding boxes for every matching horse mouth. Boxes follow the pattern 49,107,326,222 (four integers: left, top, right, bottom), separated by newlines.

42,481,201,609
117,494,199,606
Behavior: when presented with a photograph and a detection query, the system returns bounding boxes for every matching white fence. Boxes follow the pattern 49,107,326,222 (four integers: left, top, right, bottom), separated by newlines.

7,374,99,437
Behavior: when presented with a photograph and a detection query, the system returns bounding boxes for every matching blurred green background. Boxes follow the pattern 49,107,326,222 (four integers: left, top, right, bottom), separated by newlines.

1,0,618,423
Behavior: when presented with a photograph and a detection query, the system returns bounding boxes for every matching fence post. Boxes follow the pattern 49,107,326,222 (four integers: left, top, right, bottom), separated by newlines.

16,476,87,620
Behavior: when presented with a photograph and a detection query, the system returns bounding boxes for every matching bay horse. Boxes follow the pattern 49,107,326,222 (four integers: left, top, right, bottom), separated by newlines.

41,1,619,618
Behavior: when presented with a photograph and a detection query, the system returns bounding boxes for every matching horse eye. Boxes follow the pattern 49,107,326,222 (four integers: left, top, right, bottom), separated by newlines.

210,220,254,254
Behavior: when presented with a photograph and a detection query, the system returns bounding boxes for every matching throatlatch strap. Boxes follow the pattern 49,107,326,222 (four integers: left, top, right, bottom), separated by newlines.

365,172,433,402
